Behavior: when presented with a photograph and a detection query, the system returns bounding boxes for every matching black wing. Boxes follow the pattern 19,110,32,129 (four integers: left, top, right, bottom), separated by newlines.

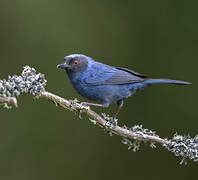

116,67,148,78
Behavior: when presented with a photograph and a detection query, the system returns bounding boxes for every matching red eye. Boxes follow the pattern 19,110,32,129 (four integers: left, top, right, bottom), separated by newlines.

74,60,78,65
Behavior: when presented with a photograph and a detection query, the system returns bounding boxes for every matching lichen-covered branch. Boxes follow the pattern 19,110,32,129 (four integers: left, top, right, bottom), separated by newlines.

41,91,167,144
0,66,198,164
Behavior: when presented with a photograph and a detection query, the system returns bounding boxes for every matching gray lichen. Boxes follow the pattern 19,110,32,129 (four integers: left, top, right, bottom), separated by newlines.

122,138,141,152
0,66,47,100
122,125,158,152
164,134,198,164
130,124,158,137
89,118,97,125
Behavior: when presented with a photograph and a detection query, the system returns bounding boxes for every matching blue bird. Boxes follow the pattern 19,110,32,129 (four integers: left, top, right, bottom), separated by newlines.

57,54,191,119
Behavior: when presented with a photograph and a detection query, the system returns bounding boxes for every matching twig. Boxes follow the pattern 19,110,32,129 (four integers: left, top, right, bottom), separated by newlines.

41,91,167,144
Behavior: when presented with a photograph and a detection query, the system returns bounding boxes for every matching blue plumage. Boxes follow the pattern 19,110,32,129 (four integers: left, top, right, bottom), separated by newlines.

57,54,191,118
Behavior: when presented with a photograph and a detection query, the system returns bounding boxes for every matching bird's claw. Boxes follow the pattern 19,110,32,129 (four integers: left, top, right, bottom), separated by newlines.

80,102,89,106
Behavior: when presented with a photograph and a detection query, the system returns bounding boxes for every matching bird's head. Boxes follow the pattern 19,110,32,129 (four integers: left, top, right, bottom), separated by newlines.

57,54,91,73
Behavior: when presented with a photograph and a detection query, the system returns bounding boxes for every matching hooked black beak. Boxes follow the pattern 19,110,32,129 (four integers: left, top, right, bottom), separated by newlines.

57,63,70,69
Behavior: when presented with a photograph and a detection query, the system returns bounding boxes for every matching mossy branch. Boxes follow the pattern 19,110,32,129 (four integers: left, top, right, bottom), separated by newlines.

0,66,197,165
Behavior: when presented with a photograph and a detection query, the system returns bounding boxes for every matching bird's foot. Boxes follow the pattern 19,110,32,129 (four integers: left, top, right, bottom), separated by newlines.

81,102,108,107
80,102,89,106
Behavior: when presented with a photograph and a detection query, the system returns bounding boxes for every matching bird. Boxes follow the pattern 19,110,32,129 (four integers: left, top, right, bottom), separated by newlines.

57,54,191,119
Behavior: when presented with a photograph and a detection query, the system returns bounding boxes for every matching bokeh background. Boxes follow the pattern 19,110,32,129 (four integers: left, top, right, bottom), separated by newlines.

0,0,197,179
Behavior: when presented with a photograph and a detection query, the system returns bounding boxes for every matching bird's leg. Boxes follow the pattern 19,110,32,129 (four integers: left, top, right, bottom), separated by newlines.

113,99,124,120
81,102,109,107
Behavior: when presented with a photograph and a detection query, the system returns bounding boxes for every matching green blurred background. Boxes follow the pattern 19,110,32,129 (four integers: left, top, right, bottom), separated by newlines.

0,0,197,179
